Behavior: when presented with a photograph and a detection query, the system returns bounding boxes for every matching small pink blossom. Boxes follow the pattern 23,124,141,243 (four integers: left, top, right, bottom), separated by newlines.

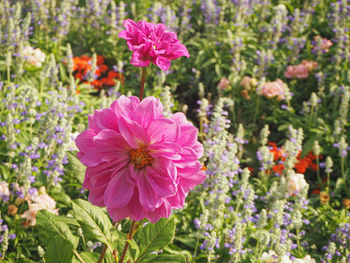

284,66,296,78
284,60,318,79
217,77,230,90
76,96,206,223
313,36,333,53
301,60,318,71
21,193,59,227
118,19,190,71
261,79,286,101
294,64,309,79
240,76,252,90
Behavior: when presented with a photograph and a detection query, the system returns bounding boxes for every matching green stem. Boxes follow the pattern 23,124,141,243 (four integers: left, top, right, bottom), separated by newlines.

327,171,330,191
73,249,85,263
341,157,346,186
192,236,200,261
97,245,108,263
97,221,119,263
7,66,10,85
139,67,147,101
119,221,137,263
316,155,322,188
253,96,260,128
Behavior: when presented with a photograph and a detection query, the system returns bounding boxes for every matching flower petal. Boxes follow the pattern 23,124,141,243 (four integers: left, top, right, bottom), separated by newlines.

146,166,177,197
133,96,163,128
104,169,135,209
118,118,148,148
154,56,171,71
137,169,163,210
131,52,150,67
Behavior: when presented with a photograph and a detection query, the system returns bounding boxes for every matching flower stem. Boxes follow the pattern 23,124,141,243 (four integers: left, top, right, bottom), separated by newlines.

139,67,147,101
119,221,137,263
97,245,108,263
73,249,85,263
97,221,120,263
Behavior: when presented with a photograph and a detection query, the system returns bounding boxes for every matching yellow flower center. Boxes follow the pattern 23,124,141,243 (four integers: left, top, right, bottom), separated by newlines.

129,147,153,169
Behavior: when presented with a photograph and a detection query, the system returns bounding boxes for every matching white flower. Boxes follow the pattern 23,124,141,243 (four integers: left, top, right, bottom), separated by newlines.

0,181,10,200
294,255,316,263
287,173,308,196
22,46,34,58
261,250,278,263
22,46,46,67
280,255,292,263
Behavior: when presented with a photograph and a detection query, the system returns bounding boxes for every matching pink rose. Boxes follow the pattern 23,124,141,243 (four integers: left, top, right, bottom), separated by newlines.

262,79,286,101
284,66,296,78
294,64,309,79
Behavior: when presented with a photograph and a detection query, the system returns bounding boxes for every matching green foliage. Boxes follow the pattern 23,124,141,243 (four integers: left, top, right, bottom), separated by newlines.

134,217,176,263
71,199,114,251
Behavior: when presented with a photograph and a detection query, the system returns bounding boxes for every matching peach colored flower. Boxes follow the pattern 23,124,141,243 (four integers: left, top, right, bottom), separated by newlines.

284,66,296,78
21,194,59,227
313,36,333,52
217,77,230,90
294,64,309,79
240,76,252,90
261,79,286,101
343,198,350,209
301,60,318,71
287,173,308,196
7,205,18,216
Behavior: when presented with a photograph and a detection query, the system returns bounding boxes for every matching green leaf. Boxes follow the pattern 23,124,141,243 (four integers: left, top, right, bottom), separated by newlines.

50,186,72,207
79,252,100,262
334,178,345,195
45,236,74,263
135,217,176,263
72,199,113,250
141,254,186,263
66,152,86,183
36,210,79,248
174,235,196,248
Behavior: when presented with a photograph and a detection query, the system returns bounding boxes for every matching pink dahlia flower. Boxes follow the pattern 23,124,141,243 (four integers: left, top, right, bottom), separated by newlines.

118,19,190,71
76,96,206,223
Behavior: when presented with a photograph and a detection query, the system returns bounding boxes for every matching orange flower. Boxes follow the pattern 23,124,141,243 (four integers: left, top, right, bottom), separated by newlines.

312,189,320,195
320,191,330,204
295,159,309,173
272,163,284,175
247,167,254,174
268,142,285,161
343,199,350,209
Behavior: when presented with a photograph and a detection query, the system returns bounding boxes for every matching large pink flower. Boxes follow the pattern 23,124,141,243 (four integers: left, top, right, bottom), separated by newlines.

76,96,206,223
118,19,190,71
